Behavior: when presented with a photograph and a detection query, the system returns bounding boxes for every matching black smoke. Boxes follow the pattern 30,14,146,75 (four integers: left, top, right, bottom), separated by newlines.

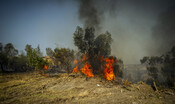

78,0,117,31
152,4,175,54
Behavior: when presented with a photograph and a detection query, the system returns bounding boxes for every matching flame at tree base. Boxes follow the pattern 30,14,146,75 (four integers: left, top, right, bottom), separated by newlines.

41,64,49,77
72,59,79,73
104,58,115,80
72,55,94,78
72,66,78,73
80,62,94,77
72,55,116,80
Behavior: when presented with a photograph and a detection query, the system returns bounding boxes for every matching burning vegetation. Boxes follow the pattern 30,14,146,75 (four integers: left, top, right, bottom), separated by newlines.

104,58,115,80
72,26,123,80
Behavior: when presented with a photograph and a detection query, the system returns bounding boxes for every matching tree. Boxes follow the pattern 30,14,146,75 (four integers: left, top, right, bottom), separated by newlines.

25,44,32,52
54,48,74,73
94,32,112,57
161,46,175,86
35,45,43,57
140,56,149,64
73,26,115,74
46,48,54,57
147,66,158,81
141,46,175,87
25,44,47,70
73,26,86,53
4,43,18,57
0,43,8,72
0,43,3,53
73,26,112,57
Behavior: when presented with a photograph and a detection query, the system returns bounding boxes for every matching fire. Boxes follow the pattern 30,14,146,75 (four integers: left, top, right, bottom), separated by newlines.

74,59,78,64
41,64,49,77
80,62,94,77
72,55,94,77
72,54,116,80
72,59,79,73
81,54,88,62
72,66,78,73
104,58,115,80
44,64,48,69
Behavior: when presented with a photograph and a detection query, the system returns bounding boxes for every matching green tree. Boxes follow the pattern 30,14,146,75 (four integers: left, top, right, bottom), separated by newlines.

141,46,175,87
94,32,112,57
46,48,54,57
161,46,175,86
54,48,74,73
0,43,3,53
140,56,149,64
35,45,43,57
0,43,8,72
4,43,18,57
25,44,47,70
73,26,116,75
25,44,32,52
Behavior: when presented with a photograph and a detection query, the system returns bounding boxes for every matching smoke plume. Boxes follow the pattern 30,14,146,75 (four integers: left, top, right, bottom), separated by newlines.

78,0,117,31
152,5,175,54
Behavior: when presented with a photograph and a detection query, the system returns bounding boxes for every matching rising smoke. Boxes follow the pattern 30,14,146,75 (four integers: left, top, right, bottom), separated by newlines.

78,0,117,31
152,5,175,54
77,0,175,64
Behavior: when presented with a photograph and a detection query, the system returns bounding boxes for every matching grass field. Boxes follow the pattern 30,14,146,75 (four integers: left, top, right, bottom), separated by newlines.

0,72,175,104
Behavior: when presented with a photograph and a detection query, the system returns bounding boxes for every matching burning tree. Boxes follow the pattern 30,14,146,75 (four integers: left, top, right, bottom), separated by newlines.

73,26,122,80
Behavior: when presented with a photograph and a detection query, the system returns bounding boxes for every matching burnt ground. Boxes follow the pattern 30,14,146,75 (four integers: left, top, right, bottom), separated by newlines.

0,72,174,104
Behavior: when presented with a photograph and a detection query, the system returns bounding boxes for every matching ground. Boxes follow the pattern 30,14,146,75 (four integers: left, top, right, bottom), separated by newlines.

0,72,174,104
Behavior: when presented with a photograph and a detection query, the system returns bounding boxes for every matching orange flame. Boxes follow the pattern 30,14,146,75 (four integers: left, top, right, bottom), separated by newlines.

72,66,78,73
44,64,48,69
81,54,88,62
104,58,115,80
72,55,94,77
74,59,78,64
80,62,94,77
41,64,49,77
72,59,79,73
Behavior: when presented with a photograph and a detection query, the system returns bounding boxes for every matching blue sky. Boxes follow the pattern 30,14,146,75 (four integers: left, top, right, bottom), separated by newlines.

0,0,81,53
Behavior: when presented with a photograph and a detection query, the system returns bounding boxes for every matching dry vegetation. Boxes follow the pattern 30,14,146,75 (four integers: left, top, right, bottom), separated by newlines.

0,72,174,104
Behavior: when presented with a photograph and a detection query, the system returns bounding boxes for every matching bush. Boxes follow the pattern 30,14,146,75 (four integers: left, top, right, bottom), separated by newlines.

54,48,74,73
25,45,48,71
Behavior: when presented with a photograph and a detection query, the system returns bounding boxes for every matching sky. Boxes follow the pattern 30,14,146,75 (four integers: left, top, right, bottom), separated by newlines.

0,0,175,64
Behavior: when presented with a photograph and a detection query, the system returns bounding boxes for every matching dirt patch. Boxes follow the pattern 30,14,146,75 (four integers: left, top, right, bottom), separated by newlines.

0,72,175,104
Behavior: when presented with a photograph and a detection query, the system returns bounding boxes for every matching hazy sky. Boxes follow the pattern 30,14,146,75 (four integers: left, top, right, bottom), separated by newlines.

0,0,174,64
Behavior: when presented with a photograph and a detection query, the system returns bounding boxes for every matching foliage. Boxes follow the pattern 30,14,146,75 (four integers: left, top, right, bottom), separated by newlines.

46,48,54,57
0,51,8,72
25,45,47,70
140,56,163,65
141,46,175,87
54,48,74,73
73,26,112,58
0,43,20,72
4,43,18,57
35,45,43,57
113,58,123,78
73,26,123,77
94,32,112,57
147,66,158,80
161,46,175,87
140,56,149,64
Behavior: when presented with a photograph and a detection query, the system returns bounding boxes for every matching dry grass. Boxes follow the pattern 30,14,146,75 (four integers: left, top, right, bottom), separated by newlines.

0,72,174,104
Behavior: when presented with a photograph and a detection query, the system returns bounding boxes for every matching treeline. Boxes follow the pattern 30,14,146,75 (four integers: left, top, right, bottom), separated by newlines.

140,46,175,87
0,26,123,79
0,43,74,73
